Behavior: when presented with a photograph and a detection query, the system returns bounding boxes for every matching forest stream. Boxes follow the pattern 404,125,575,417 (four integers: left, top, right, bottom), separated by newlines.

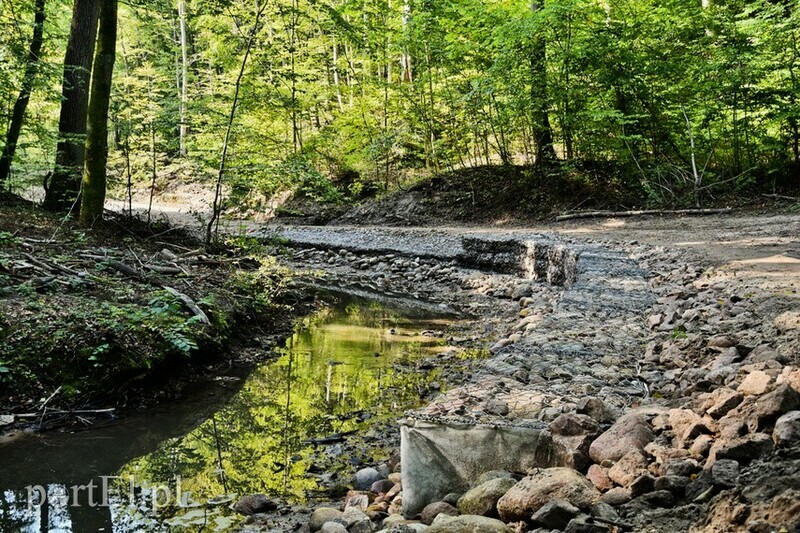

0,292,454,532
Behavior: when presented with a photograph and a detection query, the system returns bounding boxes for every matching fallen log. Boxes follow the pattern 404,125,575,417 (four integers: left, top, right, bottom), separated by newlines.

554,207,732,222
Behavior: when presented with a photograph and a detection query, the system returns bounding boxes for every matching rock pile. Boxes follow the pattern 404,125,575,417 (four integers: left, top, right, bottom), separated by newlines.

270,228,800,532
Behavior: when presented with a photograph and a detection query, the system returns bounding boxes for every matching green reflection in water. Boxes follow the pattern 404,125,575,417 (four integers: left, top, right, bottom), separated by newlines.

117,298,449,527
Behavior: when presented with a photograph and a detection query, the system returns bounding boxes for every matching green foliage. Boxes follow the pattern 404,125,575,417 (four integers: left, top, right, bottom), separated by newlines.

3,0,800,210
227,258,292,309
0,232,21,247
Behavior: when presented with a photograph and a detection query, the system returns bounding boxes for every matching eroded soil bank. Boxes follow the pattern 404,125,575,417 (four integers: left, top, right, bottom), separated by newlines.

246,212,800,533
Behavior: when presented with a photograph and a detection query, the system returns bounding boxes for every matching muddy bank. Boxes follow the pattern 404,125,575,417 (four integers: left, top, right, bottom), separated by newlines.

251,220,800,533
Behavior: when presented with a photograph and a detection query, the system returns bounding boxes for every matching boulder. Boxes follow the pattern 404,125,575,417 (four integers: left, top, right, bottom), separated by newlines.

708,335,736,349
342,507,372,527
654,475,689,496
320,523,348,533
755,384,800,423
607,450,648,487
530,499,580,530
497,468,599,522
457,477,517,517
737,371,772,396
630,490,674,509
773,411,800,447
382,515,421,529
311,508,345,532
586,465,613,491
745,344,785,364
345,491,373,511
371,479,396,494
589,414,654,465
668,409,710,447
698,387,744,420
664,458,700,477
549,413,601,436
777,367,800,394
420,502,458,525
355,468,384,491
577,397,617,424
690,434,715,458
427,514,512,533
591,501,621,524
475,471,515,485
711,459,739,487
709,433,773,465
629,474,656,498
233,494,278,516
553,433,597,473
598,487,631,506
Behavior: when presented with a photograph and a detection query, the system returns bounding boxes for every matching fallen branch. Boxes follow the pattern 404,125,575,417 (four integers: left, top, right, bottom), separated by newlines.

163,286,211,324
13,408,115,418
554,207,732,222
145,264,182,274
761,193,798,201
107,260,147,281
302,430,358,445
22,253,80,277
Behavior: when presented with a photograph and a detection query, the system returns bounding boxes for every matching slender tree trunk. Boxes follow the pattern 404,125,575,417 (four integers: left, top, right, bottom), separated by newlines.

44,0,99,211
178,0,189,156
80,0,118,226
290,0,300,154
530,1,557,165
206,1,267,246
332,40,344,111
401,0,412,82
702,0,714,37
0,0,46,184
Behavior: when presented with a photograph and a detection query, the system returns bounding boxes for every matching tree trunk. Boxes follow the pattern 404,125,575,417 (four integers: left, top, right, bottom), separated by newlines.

80,0,117,226
0,0,46,184
530,1,557,165
44,0,100,211
178,0,189,156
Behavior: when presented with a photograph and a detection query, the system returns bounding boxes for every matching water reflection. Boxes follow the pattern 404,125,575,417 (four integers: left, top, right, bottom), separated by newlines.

128,298,446,500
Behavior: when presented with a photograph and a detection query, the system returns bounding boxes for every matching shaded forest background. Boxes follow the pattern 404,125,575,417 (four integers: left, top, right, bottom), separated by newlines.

1,0,799,218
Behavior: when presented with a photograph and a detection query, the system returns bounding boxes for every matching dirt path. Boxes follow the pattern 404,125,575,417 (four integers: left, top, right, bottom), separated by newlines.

263,211,800,290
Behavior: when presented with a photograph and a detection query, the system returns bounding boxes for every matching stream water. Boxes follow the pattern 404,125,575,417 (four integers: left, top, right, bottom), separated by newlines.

0,293,453,532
